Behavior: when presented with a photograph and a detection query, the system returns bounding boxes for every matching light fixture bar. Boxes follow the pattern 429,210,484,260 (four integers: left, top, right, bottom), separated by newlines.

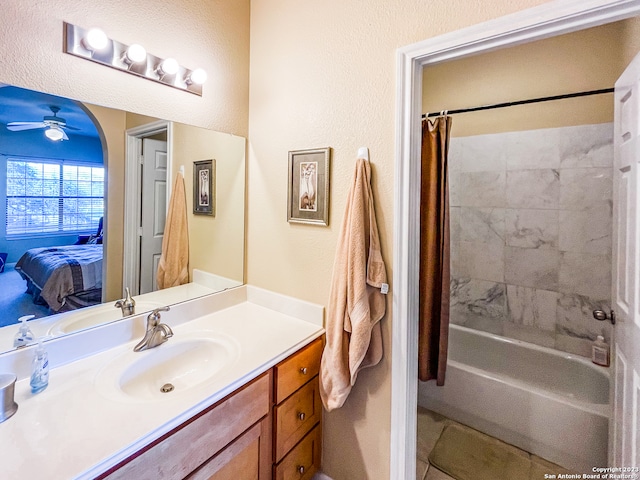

63,22,204,96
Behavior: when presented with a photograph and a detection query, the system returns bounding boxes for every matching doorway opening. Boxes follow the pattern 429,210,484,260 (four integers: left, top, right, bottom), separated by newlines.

123,121,172,296
392,2,640,479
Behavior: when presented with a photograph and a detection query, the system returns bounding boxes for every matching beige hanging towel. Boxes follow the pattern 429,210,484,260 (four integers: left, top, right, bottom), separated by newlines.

319,150,388,411
156,170,190,289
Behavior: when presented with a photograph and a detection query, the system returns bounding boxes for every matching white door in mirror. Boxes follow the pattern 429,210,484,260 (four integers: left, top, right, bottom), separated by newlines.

140,138,168,294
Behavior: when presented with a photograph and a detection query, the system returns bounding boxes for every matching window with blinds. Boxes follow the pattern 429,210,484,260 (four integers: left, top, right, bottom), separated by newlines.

6,158,104,236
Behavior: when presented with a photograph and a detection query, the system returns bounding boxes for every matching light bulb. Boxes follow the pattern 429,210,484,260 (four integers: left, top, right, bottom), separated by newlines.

187,68,207,85
158,58,179,76
45,126,64,141
125,44,147,64
84,28,109,51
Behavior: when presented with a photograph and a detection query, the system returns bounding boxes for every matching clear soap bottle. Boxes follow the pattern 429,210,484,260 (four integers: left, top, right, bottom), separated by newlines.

30,339,49,394
13,315,35,348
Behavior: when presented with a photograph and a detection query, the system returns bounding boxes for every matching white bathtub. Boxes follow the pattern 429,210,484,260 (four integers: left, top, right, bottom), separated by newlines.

418,324,610,472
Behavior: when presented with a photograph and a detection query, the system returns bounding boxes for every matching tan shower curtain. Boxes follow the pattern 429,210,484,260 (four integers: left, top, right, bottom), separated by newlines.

418,116,451,385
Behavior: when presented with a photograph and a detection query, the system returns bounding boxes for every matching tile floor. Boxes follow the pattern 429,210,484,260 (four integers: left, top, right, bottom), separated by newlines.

416,406,571,480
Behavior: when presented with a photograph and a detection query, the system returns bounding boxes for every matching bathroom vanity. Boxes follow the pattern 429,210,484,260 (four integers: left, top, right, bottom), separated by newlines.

0,286,324,479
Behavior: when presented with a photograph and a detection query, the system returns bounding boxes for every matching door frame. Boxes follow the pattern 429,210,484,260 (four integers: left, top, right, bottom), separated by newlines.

123,120,174,295
391,1,640,478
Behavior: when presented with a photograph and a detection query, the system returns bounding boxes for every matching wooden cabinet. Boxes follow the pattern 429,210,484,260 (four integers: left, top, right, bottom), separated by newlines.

273,338,323,480
97,337,324,480
99,372,272,480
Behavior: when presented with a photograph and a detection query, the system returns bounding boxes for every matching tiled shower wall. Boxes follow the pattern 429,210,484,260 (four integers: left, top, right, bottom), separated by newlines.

448,123,613,358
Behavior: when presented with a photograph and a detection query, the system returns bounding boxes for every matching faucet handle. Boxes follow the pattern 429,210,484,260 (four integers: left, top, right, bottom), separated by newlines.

147,306,171,325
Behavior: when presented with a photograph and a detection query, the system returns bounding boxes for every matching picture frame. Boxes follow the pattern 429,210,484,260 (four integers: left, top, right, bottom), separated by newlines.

193,159,215,216
287,147,331,226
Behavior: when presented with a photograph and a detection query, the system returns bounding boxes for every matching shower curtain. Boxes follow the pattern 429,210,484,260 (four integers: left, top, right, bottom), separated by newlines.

418,116,451,385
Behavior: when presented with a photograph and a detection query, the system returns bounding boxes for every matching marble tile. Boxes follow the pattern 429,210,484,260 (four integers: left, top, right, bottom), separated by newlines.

556,293,612,342
450,278,506,328
458,171,506,208
558,205,612,255
504,246,559,291
506,285,557,331
447,139,463,173
449,206,460,243
559,123,614,169
450,134,507,173
503,128,561,170
559,167,613,210
554,333,593,358
505,209,558,250
459,207,505,245
448,171,460,207
458,241,504,282
559,252,611,299
506,169,559,209
502,322,556,349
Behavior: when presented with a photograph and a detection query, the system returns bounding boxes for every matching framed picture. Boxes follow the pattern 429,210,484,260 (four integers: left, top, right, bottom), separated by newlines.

193,159,215,215
287,147,331,226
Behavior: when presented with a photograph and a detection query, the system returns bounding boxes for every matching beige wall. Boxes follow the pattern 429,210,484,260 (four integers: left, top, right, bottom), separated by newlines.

422,21,629,137
1,0,249,298
622,16,640,66
171,124,246,283
1,0,250,137
84,104,126,302
248,1,552,478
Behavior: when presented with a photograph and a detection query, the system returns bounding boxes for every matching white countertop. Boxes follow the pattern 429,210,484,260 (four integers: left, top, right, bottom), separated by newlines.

0,286,324,480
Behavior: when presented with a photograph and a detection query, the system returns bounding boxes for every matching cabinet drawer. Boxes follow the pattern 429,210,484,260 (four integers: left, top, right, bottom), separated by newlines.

274,424,322,480
274,376,321,462
102,372,271,480
275,338,323,403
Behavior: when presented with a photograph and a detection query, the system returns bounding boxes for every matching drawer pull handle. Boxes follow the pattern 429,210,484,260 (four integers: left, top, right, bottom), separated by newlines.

300,367,308,375
298,412,306,421
298,465,305,475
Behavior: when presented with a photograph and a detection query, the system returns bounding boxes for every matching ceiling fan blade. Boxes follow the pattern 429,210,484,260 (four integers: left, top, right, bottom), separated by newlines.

62,125,80,131
7,122,47,131
61,129,69,141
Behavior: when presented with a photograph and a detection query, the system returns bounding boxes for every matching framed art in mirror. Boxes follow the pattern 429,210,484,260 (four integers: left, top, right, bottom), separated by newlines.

287,147,331,226
193,159,215,215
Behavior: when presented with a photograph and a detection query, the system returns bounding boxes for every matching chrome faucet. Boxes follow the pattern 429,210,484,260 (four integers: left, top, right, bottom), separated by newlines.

133,307,173,352
115,287,136,317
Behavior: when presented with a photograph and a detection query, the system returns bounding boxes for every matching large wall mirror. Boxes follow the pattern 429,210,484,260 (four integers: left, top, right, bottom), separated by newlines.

0,83,246,354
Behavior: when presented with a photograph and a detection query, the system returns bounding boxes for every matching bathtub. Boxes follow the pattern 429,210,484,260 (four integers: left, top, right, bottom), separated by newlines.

418,324,610,472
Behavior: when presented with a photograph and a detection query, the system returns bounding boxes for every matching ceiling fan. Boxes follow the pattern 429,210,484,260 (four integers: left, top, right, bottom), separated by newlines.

6,105,79,141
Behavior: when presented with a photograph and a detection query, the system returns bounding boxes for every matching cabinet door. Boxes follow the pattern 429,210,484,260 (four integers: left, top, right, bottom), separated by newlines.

101,373,271,480
187,417,271,480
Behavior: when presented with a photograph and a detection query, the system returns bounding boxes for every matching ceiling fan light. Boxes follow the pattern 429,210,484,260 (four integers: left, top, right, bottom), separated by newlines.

45,126,64,141
125,44,147,64
83,28,109,51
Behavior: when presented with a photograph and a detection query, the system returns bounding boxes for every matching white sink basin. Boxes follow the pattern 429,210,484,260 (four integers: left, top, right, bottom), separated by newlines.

95,331,240,402
47,301,165,335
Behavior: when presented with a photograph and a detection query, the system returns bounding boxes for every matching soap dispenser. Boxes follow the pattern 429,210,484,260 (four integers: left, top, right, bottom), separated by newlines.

13,315,35,348
30,339,49,394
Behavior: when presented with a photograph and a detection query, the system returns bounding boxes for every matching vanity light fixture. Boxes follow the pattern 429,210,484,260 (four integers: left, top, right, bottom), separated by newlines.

157,58,179,77
185,68,208,86
63,22,206,96
123,44,147,65
82,27,109,52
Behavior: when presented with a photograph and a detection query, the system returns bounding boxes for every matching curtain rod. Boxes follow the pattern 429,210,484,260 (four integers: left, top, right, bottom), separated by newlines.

422,87,614,118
